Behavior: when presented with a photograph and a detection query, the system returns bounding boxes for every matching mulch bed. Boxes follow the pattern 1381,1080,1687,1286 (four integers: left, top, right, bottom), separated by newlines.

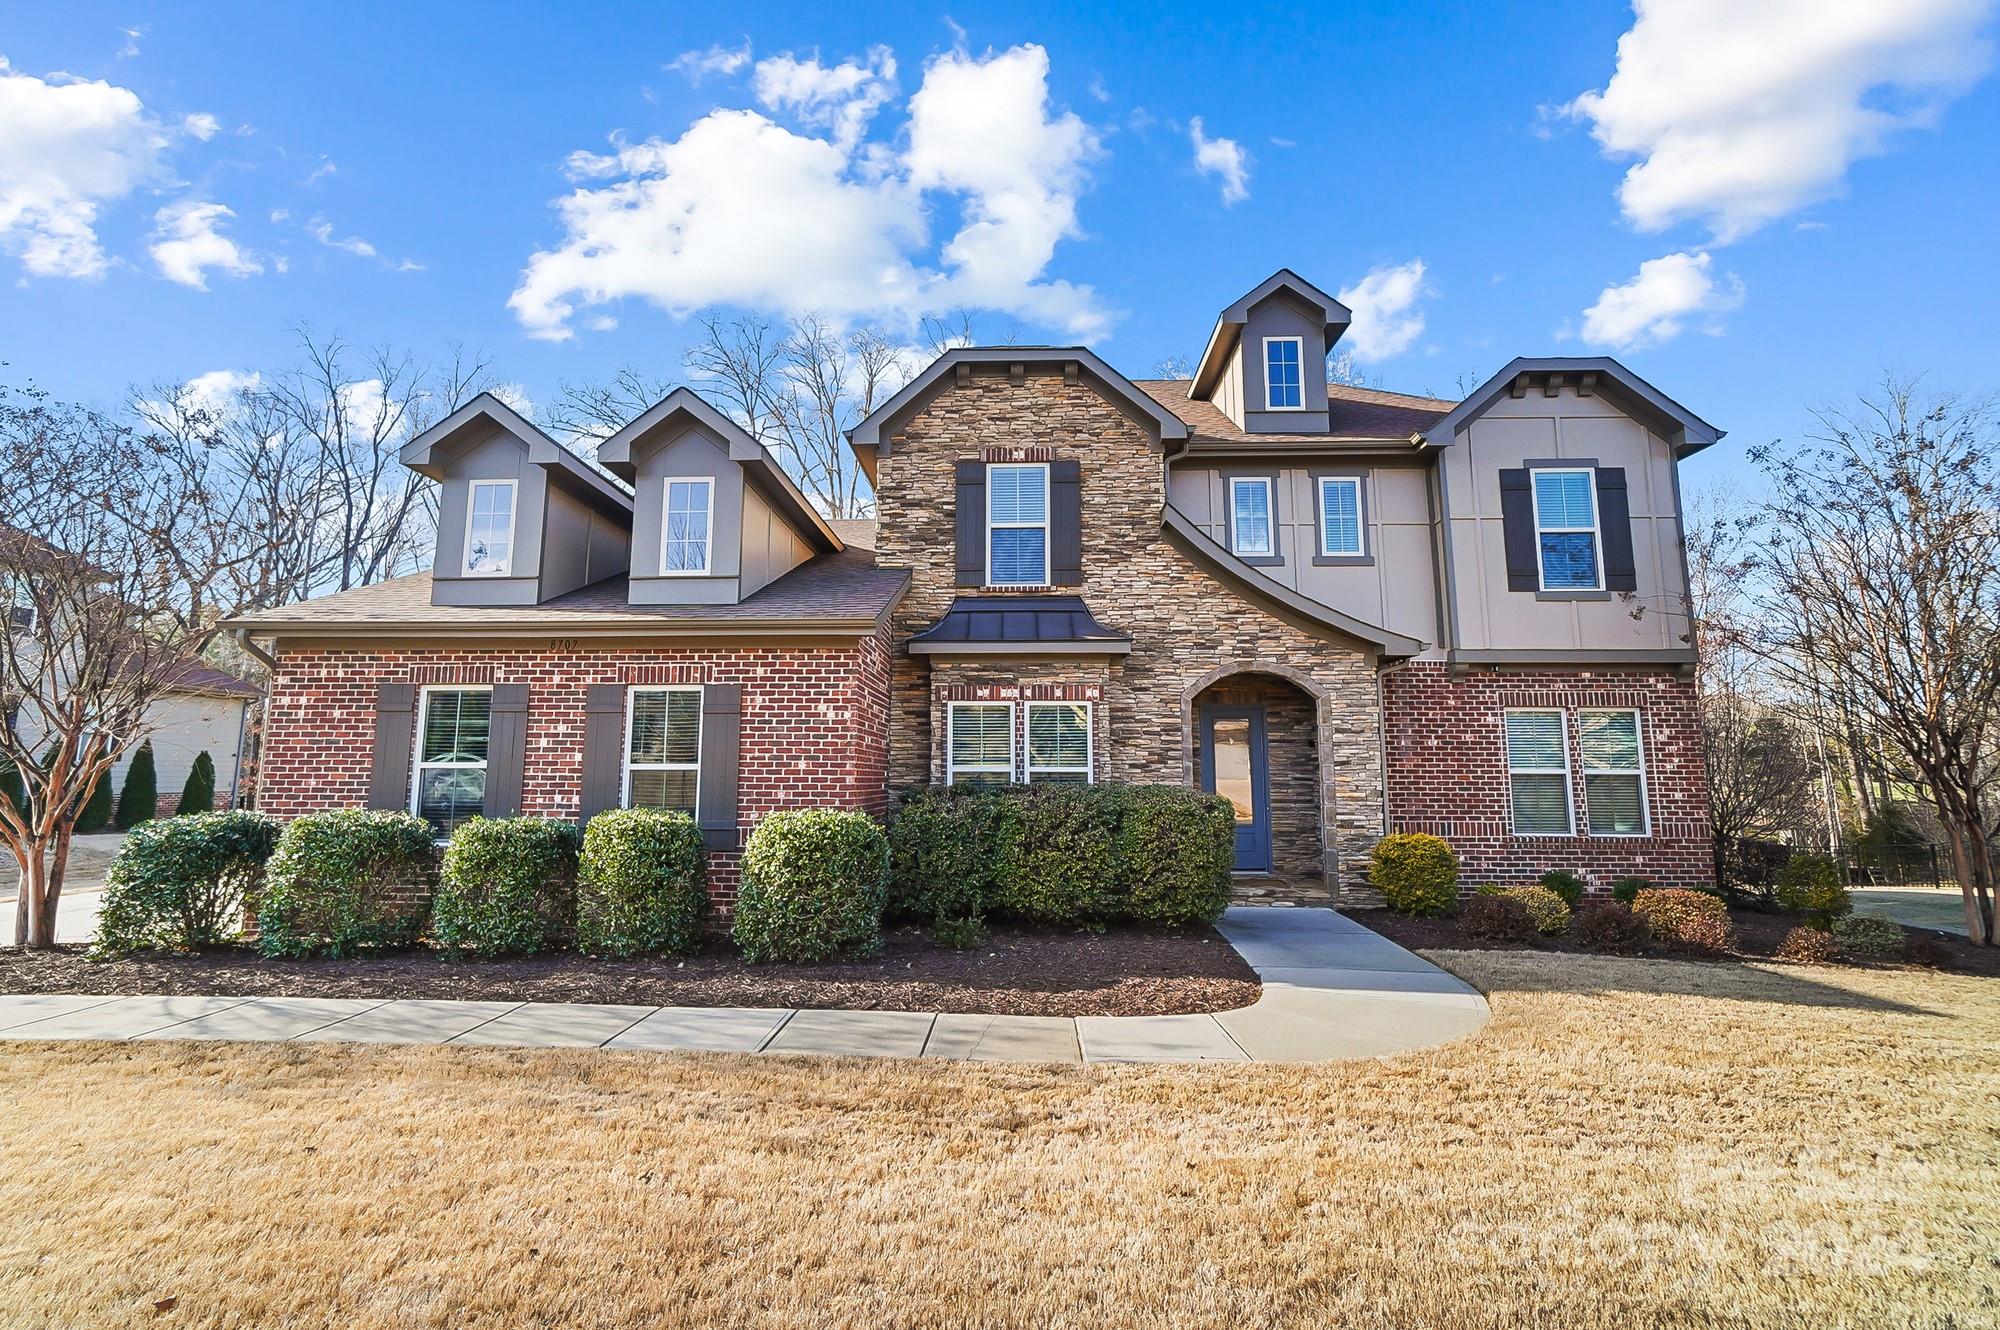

1353,906,2000,977
0,924,1261,1018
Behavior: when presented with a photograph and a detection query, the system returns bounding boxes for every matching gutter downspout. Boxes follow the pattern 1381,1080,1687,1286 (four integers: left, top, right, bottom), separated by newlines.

232,627,277,673
230,629,275,812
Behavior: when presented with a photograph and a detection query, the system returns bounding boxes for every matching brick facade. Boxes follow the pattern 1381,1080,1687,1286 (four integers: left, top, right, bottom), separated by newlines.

257,630,893,907
1382,660,1713,894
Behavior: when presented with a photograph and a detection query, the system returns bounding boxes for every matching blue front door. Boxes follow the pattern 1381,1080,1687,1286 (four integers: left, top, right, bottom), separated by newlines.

1201,705,1270,872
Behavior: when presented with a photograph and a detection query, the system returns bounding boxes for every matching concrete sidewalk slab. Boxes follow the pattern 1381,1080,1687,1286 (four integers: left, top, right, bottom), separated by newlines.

925,1013,1081,1063
0,993,124,1032
1076,1013,1246,1063
7,994,256,1040
291,1000,523,1045
768,1008,936,1058
136,997,389,1042
451,1002,656,1049
607,1006,792,1053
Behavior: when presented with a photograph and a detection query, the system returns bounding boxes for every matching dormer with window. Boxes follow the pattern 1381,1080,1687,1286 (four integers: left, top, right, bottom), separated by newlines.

401,394,634,607
1187,270,1353,434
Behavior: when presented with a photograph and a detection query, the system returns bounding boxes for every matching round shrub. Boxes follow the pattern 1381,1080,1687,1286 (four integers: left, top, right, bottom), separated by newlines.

1572,900,1650,955
1502,884,1571,935
1831,914,1905,960
1776,925,1840,965
993,783,1122,923
1537,870,1586,909
575,808,708,957
1610,876,1657,905
94,810,280,956
1460,892,1535,943
1630,887,1737,957
1116,784,1234,926
733,809,889,963
885,785,1008,925
1369,833,1459,917
258,810,437,958
432,817,582,957
1775,854,1850,926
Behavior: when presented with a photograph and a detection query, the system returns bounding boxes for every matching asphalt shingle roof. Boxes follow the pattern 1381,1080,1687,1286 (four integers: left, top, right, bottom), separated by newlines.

1132,379,1454,444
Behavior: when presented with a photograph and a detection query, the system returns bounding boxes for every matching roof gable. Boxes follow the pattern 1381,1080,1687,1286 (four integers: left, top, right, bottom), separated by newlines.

1192,269,1353,399
1421,358,1724,457
849,348,1191,453
399,392,633,516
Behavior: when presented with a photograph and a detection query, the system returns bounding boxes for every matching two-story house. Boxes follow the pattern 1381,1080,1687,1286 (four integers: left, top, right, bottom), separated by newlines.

232,267,1718,904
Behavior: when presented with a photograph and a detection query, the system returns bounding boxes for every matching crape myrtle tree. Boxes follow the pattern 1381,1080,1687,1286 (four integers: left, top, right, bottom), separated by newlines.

1748,380,2000,944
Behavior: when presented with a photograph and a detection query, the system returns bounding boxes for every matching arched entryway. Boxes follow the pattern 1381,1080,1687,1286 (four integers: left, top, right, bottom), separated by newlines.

1186,669,1325,882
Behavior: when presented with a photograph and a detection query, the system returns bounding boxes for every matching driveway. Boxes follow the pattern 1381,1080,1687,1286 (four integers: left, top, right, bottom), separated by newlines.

1849,886,1969,937
2,832,120,946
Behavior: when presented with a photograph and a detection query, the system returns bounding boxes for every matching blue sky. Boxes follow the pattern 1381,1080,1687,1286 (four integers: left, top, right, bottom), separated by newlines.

3,1,1997,496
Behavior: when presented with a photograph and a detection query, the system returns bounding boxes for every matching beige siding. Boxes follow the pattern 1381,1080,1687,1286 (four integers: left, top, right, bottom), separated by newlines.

738,485,811,598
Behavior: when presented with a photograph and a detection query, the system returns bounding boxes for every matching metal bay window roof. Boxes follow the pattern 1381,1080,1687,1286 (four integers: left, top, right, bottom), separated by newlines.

907,596,1132,656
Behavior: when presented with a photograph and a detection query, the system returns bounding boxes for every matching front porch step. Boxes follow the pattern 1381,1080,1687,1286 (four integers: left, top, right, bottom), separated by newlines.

1229,874,1333,908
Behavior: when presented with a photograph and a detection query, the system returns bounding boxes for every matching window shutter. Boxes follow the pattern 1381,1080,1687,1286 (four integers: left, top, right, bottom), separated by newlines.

954,460,986,587
485,684,530,817
578,684,626,822
1595,467,1637,592
696,684,741,850
1050,458,1082,586
368,683,417,810
1498,468,1538,592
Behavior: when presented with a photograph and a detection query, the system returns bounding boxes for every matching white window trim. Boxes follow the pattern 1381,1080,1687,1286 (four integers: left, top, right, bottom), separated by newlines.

462,479,519,578
1529,467,1603,592
1317,475,1366,557
946,700,1017,784
1579,707,1651,838
985,462,1051,588
410,684,494,834
1229,475,1276,557
1025,700,1094,784
1262,335,1306,412
659,477,716,577
1504,707,1574,837
622,684,703,812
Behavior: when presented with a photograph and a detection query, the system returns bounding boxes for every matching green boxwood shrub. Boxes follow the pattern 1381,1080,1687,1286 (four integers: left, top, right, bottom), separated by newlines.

94,810,280,956
1116,784,1234,925
1537,869,1587,909
733,809,889,963
177,750,216,817
1831,914,1905,960
995,783,1124,923
432,816,582,958
258,810,437,958
575,808,708,957
884,785,1011,925
1775,854,1850,927
1630,887,1736,956
115,741,158,829
1610,875,1657,905
1369,833,1460,916
1502,884,1571,935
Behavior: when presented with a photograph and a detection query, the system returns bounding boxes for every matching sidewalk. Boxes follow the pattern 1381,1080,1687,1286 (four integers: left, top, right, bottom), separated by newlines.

0,908,1489,1065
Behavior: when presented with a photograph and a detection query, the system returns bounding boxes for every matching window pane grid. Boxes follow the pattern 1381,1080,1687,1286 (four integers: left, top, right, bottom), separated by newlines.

1319,477,1362,556
663,479,712,573
626,688,701,814
1579,708,1648,836
949,703,1015,784
1026,702,1090,782
1532,469,1600,590
466,482,513,575
1265,338,1303,409
1231,478,1273,556
414,689,491,836
1504,709,1572,836
987,465,1049,586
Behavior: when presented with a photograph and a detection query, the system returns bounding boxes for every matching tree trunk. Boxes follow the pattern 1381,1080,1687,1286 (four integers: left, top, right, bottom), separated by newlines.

16,846,46,948
30,828,72,949
1944,819,1996,946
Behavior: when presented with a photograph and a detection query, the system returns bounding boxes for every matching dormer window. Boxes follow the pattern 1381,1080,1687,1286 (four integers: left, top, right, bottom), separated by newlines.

987,463,1049,586
662,478,714,575
1264,336,1304,410
464,480,516,577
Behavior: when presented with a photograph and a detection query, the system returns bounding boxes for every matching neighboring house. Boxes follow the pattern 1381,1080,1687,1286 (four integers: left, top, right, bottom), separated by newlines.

230,268,1718,904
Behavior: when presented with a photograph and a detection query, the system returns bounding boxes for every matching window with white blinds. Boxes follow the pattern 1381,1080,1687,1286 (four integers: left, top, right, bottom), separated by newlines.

625,687,702,814
1230,476,1274,556
1504,708,1573,835
948,702,1015,785
1318,476,1363,556
1026,702,1092,783
1579,708,1648,836
413,687,491,835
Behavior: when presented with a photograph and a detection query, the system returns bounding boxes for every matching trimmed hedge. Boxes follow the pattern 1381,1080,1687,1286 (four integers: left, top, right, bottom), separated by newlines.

1775,854,1850,927
94,810,280,956
576,808,708,957
1631,887,1736,956
1831,914,1904,959
1502,884,1571,935
258,810,437,958
734,809,889,963
885,785,1008,925
996,783,1123,923
1370,833,1459,917
433,817,582,957
115,741,158,829
1117,785,1235,925
1536,870,1586,909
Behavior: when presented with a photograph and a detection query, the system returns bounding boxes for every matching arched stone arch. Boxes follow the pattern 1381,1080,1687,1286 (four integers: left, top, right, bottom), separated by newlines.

1181,662,1338,886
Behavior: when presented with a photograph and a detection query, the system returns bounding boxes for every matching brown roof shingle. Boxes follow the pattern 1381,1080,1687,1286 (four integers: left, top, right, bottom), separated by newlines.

1131,379,1454,444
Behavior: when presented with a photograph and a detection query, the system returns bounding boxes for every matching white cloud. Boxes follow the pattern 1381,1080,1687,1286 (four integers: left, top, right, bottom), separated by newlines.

180,369,262,416
118,26,145,59
308,215,377,258
511,43,1110,342
301,157,336,187
1187,117,1249,204
1336,259,1432,362
148,199,263,289
490,382,536,418
182,111,220,141
668,43,751,81
752,47,897,150
1579,250,1745,350
0,60,172,278
1563,0,1995,241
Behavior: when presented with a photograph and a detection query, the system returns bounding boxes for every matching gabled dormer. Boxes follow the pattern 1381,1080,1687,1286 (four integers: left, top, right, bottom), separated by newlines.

596,388,844,606
1189,269,1352,434
401,394,634,607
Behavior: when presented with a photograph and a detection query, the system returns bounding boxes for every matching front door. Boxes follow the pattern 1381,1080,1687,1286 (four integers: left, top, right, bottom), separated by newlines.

1200,705,1270,872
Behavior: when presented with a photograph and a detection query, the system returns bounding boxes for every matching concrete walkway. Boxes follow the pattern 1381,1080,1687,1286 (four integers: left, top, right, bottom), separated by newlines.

0,908,1488,1065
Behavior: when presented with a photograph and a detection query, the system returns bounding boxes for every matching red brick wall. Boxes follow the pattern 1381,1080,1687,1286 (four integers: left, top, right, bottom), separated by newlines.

257,627,894,906
1382,661,1713,892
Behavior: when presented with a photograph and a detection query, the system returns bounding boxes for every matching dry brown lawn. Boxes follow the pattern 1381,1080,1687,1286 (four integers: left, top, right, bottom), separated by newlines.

2,951,1994,1330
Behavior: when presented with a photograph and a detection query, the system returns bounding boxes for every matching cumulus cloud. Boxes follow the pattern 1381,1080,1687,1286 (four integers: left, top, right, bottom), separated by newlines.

179,368,262,416
148,199,263,288
182,111,220,141
0,60,172,278
511,43,1110,342
1336,259,1431,362
1562,0,1995,241
1188,117,1249,204
668,43,751,81
1579,250,1745,350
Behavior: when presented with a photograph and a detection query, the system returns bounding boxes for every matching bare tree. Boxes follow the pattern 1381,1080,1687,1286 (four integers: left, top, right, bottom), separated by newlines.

1151,355,1194,381
542,366,677,451
1748,380,2000,943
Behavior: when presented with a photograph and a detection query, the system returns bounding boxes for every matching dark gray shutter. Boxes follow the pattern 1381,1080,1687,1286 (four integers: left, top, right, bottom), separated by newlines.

1050,458,1082,586
578,684,626,822
954,460,986,587
1498,468,1538,593
697,684,741,851
368,683,417,810
1595,467,1637,592
485,684,529,817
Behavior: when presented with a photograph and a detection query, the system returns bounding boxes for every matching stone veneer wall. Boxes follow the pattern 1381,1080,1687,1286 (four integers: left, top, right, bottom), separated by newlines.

257,628,893,907
1190,676,1322,878
873,365,1387,895
1381,660,1714,892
